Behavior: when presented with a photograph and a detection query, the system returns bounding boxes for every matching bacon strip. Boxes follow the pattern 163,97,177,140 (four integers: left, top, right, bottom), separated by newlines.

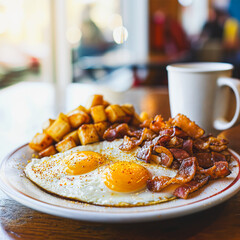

118,136,137,151
167,136,183,148
137,135,171,163
102,113,230,199
220,151,232,162
159,126,188,139
169,148,190,162
150,115,165,133
172,114,205,139
173,157,197,183
153,146,174,167
147,157,197,192
211,152,226,163
103,123,141,141
182,139,193,155
147,176,172,192
119,128,156,151
193,138,210,151
194,152,213,168
199,161,230,179
152,135,171,146
173,174,210,199
171,160,181,169
137,142,153,162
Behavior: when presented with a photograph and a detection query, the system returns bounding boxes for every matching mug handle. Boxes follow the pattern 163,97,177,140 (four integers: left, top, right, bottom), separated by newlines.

214,77,240,130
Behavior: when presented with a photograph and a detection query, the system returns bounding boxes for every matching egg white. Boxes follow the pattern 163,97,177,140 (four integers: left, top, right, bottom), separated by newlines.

25,139,177,206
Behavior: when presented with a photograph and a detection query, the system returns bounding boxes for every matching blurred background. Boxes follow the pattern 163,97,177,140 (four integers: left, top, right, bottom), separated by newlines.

0,0,240,153
0,0,240,89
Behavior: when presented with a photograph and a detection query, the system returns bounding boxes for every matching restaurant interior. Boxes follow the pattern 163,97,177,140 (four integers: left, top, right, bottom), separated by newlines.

1,0,240,239
1,0,240,152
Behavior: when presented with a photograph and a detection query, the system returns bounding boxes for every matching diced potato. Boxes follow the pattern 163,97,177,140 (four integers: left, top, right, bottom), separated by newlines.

78,124,100,145
76,105,88,113
140,112,149,122
68,110,91,128
63,130,80,145
46,113,71,142
121,104,135,116
67,105,88,116
29,133,53,152
39,145,57,158
105,104,126,123
55,136,76,152
94,122,110,139
42,119,55,133
86,94,103,109
131,112,142,126
103,100,110,108
90,105,107,123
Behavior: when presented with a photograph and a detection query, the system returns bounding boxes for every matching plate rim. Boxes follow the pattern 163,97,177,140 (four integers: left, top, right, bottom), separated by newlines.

0,144,240,223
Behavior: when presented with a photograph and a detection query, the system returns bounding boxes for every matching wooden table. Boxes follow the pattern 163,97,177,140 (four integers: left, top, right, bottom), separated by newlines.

1,83,240,240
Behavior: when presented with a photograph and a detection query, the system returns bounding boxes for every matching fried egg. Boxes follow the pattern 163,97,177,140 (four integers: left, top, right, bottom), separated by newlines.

24,139,177,206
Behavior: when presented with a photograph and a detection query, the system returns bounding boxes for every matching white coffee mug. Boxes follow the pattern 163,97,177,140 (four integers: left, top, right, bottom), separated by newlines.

167,62,240,134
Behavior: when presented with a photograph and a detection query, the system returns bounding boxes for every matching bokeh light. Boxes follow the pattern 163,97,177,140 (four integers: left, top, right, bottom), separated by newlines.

113,26,128,44
66,26,82,45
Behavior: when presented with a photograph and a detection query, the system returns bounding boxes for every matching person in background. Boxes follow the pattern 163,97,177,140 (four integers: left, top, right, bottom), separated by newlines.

150,10,189,56
195,6,228,62
201,7,227,41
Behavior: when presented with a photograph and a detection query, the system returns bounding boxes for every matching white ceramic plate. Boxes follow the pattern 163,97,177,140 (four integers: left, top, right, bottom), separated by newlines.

0,144,240,223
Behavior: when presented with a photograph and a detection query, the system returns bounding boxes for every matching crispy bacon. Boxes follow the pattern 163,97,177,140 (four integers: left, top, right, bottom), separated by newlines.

212,161,231,179
220,150,232,162
102,111,230,199
210,145,228,152
194,152,213,168
211,152,226,163
167,136,183,148
193,136,228,152
152,135,171,146
140,118,152,128
103,123,141,141
172,114,205,139
173,174,210,199
174,157,197,183
147,158,197,192
171,160,181,169
171,127,189,139
209,136,228,146
150,154,162,164
153,146,174,167
199,161,230,179
147,176,172,192
169,148,190,162
183,139,193,155
159,126,188,139
118,136,137,151
137,142,153,162
119,128,156,151
150,115,165,133
193,138,210,151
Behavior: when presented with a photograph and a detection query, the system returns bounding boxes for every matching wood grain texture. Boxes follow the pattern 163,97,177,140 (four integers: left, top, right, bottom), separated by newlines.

1,89,240,240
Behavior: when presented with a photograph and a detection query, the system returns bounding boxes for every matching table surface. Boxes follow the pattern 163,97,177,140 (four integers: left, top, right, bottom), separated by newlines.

1,82,240,240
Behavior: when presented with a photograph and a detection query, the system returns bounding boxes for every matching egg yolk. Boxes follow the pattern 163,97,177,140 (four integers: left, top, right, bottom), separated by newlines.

62,151,105,175
104,161,150,193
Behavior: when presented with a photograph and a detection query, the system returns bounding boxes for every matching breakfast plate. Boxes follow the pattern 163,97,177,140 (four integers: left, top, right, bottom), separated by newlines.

0,144,240,223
